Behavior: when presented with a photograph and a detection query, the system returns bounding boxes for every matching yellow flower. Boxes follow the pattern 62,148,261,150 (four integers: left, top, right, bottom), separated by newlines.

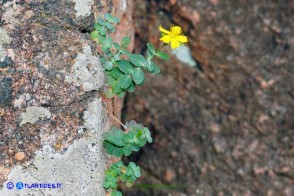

159,25,188,49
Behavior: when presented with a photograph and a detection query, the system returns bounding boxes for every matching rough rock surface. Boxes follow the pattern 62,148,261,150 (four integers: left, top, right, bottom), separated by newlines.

0,0,134,195
123,0,294,195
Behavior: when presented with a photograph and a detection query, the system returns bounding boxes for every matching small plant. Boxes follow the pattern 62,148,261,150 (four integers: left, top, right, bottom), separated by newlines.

103,121,152,157
91,13,188,196
91,14,172,98
104,160,141,195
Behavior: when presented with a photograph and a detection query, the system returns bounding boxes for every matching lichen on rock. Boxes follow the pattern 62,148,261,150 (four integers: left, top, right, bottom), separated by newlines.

65,45,104,92
74,0,94,18
0,28,11,45
0,28,11,62
20,106,51,126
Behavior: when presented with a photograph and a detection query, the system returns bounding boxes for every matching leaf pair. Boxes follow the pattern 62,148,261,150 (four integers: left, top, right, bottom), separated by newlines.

103,122,152,157
120,162,141,187
104,161,141,195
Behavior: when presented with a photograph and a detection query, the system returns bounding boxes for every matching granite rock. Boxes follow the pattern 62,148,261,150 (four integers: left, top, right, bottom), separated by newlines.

0,0,134,195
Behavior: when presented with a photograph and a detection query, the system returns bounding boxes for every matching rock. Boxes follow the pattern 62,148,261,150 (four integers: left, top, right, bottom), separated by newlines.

0,77,12,107
0,56,13,68
64,45,104,92
14,152,25,161
124,0,294,195
0,27,11,62
0,0,134,195
20,106,51,126
164,168,176,182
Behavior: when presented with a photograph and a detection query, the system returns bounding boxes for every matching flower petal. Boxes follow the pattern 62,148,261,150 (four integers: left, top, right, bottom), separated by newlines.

171,26,182,35
171,38,180,49
159,26,171,35
160,35,171,43
176,35,188,43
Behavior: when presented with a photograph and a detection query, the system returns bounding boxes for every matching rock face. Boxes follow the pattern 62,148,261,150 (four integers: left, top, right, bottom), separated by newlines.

124,0,294,195
0,0,134,195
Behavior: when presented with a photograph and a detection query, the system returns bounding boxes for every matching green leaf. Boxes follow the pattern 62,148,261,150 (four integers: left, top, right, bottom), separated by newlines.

94,23,100,30
103,37,113,49
117,91,126,98
103,181,111,189
134,169,141,178
121,49,131,56
144,128,152,143
122,131,135,143
120,174,128,182
117,60,134,74
147,43,155,54
119,75,132,89
107,175,118,189
105,21,114,30
137,138,147,147
107,51,114,58
131,144,140,152
121,37,131,48
105,13,120,24
116,161,123,167
151,64,160,74
100,56,106,63
129,162,136,169
111,17,120,24
123,145,132,156
122,134,132,143
132,68,145,85
126,168,134,176
105,129,124,146
96,25,107,36
109,68,124,79
155,51,169,60
98,35,106,44
104,61,113,71
146,60,155,72
111,191,122,196
129,54,146,67
113,42,121,50
147,48,154,61
112,147,124,157
127,82,136,93
104,136,125,157
97,17,107,26
104,13,112,21
90,31,99,39
103,141,123,157
112,80,123,94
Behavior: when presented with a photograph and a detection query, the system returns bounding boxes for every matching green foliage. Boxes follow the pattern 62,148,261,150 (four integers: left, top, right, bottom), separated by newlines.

90,13,169,97
147,43,156,55
103,121,152,195
104,160,141,195
111,191,122,196
121,37,131,48
90,13,173,196
155,51,169,60
132,68,145,85
103,121,152,157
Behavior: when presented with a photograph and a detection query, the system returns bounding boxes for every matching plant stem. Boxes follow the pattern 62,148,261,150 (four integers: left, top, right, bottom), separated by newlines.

159,43,167,50
102,105,128,130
